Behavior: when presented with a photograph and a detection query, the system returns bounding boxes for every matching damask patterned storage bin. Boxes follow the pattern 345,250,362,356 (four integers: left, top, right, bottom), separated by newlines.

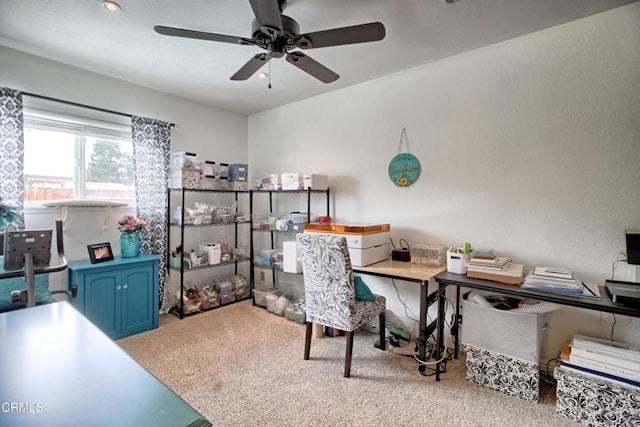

461,296,548,402
464,344,540,402
554,365,640,426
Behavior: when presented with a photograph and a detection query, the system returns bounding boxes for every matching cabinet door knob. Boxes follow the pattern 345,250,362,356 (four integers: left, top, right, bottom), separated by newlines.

117,285,121,290
123,284,128,289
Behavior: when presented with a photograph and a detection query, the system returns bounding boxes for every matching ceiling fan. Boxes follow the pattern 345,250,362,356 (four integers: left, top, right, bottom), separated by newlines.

154,0,385,83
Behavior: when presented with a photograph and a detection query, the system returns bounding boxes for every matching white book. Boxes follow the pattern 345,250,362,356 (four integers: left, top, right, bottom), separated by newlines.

572,335,640,361
468,256,511,266
525,275,581,289
568,353,640,382
522,273,583,292
467,262,522,277
464,262,511,271
533,266,573,280
529,273,577,285
570,346,640,370
560,364,640,390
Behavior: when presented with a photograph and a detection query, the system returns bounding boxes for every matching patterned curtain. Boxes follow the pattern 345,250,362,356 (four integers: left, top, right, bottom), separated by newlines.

0,87,25,230
131,116,171,311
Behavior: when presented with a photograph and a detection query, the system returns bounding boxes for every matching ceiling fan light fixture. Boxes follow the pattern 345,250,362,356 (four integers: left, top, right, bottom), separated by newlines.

257,72,268,79
101,1,122,12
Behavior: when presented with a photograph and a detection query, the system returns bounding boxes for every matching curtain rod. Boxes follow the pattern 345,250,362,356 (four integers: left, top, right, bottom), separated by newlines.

21,91,175,127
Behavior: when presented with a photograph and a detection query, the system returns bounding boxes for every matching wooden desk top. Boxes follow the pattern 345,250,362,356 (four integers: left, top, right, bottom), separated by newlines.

0,302,210,427
354,259,445,282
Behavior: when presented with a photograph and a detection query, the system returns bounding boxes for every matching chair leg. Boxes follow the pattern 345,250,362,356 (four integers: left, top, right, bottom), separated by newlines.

344,330,354,378
378,311,386,351
304,322,313,360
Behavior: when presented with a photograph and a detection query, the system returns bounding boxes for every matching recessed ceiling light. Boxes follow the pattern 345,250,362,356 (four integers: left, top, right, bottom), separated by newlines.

258,73,268,79
102,1,122,12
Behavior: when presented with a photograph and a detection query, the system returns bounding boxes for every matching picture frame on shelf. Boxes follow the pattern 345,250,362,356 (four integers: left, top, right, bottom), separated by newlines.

87,242,114,264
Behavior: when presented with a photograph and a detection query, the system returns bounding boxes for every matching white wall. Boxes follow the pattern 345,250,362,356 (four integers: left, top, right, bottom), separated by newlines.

248,5,640,360
1,45,248,290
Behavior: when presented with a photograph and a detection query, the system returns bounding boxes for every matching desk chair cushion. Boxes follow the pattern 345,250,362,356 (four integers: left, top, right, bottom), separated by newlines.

0,256,52,311
297,233,385,332
354,276,375,301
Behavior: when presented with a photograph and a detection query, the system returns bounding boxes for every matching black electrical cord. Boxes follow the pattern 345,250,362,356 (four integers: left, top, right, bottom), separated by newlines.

391,278,419,323
610,313,617,341
542,357,560,386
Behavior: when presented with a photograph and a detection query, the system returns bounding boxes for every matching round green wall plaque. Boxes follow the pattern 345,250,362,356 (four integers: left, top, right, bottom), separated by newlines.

388,153,420,187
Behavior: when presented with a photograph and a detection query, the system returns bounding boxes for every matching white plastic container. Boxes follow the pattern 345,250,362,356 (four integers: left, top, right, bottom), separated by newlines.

302,174,328,190
446,247,472,274
281,173,302,190
283,240,303,273
199,242,221,265
253,288,284,308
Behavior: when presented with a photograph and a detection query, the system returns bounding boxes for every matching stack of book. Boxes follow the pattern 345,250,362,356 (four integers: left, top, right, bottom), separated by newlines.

465,254,524,285
521,267,583,294
560,334,640,388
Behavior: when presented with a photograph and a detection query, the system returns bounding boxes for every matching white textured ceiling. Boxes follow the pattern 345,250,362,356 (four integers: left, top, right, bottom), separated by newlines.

0,0,636,115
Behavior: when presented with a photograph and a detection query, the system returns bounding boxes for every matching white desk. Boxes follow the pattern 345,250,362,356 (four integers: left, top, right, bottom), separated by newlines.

0,302,210,427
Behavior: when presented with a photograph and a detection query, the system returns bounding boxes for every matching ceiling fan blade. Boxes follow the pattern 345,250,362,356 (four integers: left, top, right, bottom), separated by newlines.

248,0,283,35
154,25,253,45
231,53,272,81
286,52,339,83
295,22,385,49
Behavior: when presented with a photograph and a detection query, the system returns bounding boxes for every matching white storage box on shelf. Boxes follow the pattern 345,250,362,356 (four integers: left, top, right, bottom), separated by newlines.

202,161,215,176
287,212,317,232
199,242,221,265
269,174,282,190
303,224,391,267
281,173,303,190
170,152,197,169
215,163,229,179
168,167,200,189
282,240,302,273
461,293,555,402
302,174,328,190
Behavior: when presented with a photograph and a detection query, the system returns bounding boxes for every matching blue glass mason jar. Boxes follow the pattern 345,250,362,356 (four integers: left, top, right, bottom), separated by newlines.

120,231,140,258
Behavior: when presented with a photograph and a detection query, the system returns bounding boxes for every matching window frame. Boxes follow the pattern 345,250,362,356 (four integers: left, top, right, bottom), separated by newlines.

22,106,135,210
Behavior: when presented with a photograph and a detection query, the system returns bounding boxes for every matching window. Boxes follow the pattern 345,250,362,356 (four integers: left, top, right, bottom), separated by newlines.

23,108,134,207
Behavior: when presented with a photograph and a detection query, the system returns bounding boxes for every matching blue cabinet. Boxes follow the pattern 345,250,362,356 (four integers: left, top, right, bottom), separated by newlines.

68,254,159,339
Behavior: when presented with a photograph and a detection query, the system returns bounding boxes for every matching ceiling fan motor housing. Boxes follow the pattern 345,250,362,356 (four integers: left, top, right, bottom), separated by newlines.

251,15,301,50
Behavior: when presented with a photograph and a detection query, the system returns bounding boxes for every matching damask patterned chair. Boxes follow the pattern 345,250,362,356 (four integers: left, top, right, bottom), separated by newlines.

296,232,386,378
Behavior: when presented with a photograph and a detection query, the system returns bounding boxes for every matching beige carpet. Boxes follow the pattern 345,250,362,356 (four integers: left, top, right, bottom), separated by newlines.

118,301,576,427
